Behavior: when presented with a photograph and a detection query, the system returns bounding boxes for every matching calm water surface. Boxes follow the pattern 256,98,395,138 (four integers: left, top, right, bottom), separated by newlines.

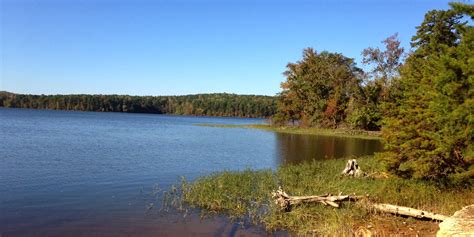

0,108,382,236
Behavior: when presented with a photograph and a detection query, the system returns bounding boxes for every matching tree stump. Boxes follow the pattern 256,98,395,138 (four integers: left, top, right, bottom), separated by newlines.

342,159,364,177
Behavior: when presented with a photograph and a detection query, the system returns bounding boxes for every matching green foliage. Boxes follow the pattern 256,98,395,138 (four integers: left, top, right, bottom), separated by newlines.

273,48,363,128
0,92,276,118
379,4,473,183
182,169,276,222
347,105,381,131
356,33,405,131
274,34,405,131
196,123,382,139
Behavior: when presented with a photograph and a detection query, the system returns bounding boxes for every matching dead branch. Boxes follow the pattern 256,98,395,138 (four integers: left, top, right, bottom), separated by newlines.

271,187,363,210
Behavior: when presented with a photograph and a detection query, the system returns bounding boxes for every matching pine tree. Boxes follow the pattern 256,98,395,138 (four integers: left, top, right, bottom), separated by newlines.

379,3,473,184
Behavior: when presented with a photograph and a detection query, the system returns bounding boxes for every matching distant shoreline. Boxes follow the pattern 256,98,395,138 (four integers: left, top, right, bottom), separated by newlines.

0,91,276,119
195,123,382,140
0,106,271,120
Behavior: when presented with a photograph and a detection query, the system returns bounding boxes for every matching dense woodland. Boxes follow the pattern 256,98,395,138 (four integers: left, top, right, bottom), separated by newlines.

274,3,473,184
0,92,276,118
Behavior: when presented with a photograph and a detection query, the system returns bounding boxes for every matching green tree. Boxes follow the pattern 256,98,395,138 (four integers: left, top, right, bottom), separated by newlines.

274,48,362,127
362,33,404,90
348,34,405,130
379,3,473,184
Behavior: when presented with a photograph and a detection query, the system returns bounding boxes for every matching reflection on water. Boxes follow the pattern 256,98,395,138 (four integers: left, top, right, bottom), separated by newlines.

0,108,382,236
275,133,383,165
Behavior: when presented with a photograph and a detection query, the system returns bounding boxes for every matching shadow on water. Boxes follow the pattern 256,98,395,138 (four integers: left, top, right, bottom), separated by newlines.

275,133,383,165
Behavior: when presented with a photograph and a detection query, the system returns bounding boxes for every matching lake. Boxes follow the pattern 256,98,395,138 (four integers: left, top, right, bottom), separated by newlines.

0,108,382,236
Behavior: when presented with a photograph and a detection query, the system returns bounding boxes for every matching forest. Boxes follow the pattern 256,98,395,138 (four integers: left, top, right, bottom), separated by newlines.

0,92,276,118
273,2,472,183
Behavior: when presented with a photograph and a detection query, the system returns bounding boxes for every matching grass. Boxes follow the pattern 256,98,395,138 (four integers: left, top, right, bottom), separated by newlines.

194,123,382,140
174,156,473,235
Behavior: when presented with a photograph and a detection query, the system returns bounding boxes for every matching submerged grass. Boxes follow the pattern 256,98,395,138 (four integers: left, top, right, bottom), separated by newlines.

194,123,382,140
177,156,473,235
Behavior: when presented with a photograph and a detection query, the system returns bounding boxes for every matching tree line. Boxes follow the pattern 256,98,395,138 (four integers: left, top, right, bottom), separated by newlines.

274,2,473,184
0,92,276,118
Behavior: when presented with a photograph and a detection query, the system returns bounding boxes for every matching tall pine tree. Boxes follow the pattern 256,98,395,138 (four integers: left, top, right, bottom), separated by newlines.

379,3,473,184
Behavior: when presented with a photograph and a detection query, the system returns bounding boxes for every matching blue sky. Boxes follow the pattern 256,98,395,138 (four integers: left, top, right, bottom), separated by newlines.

1,0,452,96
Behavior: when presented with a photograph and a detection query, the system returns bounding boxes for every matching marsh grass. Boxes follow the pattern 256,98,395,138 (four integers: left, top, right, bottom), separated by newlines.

181,169,275,223
194,123,382,140
174,156,473,235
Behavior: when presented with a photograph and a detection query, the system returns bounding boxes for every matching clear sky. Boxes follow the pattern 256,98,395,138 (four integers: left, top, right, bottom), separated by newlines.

1,0,453,96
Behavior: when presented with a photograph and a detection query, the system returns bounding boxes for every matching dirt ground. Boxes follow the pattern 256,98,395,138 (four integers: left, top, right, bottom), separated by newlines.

354,215,440,237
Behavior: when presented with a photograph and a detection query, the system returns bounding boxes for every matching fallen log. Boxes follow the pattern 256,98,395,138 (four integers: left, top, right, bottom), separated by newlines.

271,188,448,221
371,203,448,221
271,187,363,210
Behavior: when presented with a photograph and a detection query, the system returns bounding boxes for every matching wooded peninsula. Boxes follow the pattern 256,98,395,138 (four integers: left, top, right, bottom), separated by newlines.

169,3,473,236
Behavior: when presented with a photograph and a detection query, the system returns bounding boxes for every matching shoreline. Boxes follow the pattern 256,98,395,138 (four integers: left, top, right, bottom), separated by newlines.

174,156,473,235
195,123,382,140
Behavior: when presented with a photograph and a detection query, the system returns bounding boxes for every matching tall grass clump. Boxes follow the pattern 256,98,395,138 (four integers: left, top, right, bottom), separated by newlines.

181,169,277,224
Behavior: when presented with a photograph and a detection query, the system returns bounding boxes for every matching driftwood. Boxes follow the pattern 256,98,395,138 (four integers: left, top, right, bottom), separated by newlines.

271,188,447,221
371,203,448,221
271,187,362,210
341,159,364,177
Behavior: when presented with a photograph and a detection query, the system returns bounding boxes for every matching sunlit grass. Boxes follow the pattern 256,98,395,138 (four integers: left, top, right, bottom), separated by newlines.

194,123,382,140
174,156,473,235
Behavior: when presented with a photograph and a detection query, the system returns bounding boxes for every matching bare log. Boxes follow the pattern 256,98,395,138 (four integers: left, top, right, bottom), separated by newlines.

372,203,448,221
271,187,362,210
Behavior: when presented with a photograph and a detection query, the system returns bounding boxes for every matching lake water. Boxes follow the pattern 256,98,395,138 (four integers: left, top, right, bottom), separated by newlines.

0,108,382,236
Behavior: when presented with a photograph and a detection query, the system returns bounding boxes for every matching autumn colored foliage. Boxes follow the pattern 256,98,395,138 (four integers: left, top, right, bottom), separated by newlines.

274,3,473,183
